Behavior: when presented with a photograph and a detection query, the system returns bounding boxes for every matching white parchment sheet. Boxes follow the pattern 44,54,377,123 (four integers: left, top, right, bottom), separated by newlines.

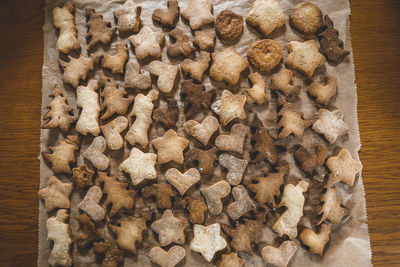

39,0,371,266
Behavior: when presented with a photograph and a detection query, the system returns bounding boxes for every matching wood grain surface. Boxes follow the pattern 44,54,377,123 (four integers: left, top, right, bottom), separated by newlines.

0,0,399,266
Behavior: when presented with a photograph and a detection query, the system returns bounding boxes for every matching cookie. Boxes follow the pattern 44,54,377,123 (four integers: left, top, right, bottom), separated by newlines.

215,10,243,41
193,31,215,51
184,115,219,146
181,51,210,82
318,15,350,62
120,147,157,185
153,98,179,128
113,0,141,33
151,129,189,164
83,136,109,171
220,253,244,267
200,180,231,215
247,39,282,72
250,114,279,165
129,26,165,60
272,181,309,239
100,116,129,151
46,210,73,267
261,241,297,267
209,47,249,86
76,80,101,136
99,74,133,120
167,28,195,57
211,90,247,126
52,3,80,54
166,168,201,195
58,55,99,88
299,224,330,256
285,40,326,78
78,186,106,222
151,209,187,246
226,185,256,220
72,164,94,189
244,72,267,105
184,147,217,176
289,2,323,34
326,148,362,187
246,0,286,36
180,80,216,119
148,246,186,267
124,62,152,90
38,176,73,212
108,217,147,254
98,172,136,217
126,89,159,147
318,186,348,225
190,223,227,262
42,85,76,132
85,9,116,52
142,184,174,209
312,109,348,144
181,0,214,30
222,217,262,254
215,123,247,154
307,76,337,106
270,68,296,97
42,135,79,174
101,43,129,74
152,0,180,28
148,61,179,93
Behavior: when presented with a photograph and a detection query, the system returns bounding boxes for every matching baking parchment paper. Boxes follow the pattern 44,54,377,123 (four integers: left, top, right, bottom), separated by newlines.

39,0,372,266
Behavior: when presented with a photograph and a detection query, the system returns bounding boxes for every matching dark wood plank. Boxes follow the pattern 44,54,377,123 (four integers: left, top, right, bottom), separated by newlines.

0,0,399,266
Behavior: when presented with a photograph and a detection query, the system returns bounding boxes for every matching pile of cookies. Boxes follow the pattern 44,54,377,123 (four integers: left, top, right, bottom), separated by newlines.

40,0,363,266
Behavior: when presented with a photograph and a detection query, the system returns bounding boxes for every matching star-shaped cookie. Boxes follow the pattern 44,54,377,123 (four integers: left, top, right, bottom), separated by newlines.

152,129,189,164
326,148,362,187
38,176,73,212
190,223,227,262
312,109,349,144
151,209,187,246
246,0,286,36
209,47,249,86
212,90,247,126
129,26,165,60
120,147,157,185
181,0,214,30
285,40,326,78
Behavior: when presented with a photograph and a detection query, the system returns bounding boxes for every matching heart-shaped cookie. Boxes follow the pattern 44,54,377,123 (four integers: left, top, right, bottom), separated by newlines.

184,115,219,146
166,168,201,195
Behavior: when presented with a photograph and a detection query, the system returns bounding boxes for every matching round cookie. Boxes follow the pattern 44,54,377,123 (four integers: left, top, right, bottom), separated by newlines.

215,10,243,41
247,39,283,72
289,2,323,34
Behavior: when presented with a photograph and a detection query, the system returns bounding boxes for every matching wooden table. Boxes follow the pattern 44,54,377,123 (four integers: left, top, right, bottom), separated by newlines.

0,0,399,266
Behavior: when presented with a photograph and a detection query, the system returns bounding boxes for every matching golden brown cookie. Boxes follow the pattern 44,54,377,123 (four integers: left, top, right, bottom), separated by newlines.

247,39,283,72
289,2,323,34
